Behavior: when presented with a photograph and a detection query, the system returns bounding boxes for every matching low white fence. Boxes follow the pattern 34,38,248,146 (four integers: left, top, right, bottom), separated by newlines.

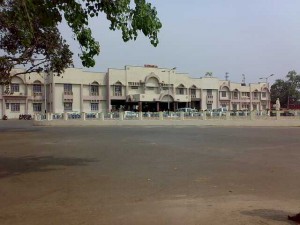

34,110,300,122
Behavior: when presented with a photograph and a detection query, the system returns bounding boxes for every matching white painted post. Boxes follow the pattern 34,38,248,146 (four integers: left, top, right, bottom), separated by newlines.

276,111,280,120
180,111,184,120
63,112,68,120
81,112,86,120
226,111,230,120
159,112,163,120
139,112,143,120
119,112,124,121
202,112,207,120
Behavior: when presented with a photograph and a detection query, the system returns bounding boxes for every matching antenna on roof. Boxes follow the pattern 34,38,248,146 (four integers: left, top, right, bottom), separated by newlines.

242,74,246,86
225,72,229,81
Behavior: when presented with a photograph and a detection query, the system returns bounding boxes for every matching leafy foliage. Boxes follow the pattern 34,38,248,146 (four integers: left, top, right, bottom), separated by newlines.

270,70,300,108
0,0,162,84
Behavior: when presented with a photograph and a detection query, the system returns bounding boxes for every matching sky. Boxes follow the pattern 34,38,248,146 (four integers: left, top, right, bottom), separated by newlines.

60,0,300,84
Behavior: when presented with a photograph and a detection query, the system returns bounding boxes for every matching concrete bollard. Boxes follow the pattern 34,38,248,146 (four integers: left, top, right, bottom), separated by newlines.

159,112,163,120
202,112,207,120
63,112,68,120
46,113,52,121
139,112,143,120
119,112,124,121
81,112,86,120
226,111,230,120
276,111,280,120
250,111,255,120
98,112,104,121
180,112,184,120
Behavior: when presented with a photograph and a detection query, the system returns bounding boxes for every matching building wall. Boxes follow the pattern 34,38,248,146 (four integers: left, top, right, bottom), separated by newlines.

1,66,272,118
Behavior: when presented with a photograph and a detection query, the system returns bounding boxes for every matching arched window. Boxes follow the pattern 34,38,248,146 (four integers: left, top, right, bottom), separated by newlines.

114,81,122,96
176,84,186,95
90,81,99,96
33,81,42,93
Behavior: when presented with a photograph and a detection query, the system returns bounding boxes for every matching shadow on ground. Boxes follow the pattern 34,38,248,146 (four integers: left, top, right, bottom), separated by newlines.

241,209,295,224
0,155,97,178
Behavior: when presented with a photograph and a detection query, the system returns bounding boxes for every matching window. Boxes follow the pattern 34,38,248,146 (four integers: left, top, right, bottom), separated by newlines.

241,92,250,97
207,89,212,95
6,103,9,109
10,83,19,92
131,86,138,89
64,84,72,95
253,92,258,98
91,103,99,111
64,102,72,111
90,85,99,96
11,103,20,112
221,104,227,108
128,82,140,86
114,85,122,96
262,104,267,110
33,103,42,112
191,89,196,98
232,104,237,111
207,104,212,110
233,92,238,98
147,87,154,90
262,92,267,98
178,88,184,95
221,91,226,97
253,104,257,110
33,84,42,93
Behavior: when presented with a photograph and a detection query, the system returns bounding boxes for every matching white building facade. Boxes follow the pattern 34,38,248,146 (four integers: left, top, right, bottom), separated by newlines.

0,65,271,118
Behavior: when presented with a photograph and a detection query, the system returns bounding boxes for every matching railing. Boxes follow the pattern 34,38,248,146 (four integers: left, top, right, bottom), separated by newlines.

34,110,300,122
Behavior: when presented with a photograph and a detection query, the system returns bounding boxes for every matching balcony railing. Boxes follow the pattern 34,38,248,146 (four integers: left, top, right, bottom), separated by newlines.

64,91,73,95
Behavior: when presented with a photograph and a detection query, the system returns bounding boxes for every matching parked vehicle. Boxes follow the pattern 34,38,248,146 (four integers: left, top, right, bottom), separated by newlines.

124,111,138,118
211,107,228,116
176,108,200,116
19,114,32,120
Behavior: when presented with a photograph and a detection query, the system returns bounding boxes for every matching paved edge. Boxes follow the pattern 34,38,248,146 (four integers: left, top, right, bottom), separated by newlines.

33,119,300,127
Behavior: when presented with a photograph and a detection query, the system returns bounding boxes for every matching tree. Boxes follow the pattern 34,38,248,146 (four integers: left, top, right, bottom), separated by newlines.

0,0,162,84
270,70,300,108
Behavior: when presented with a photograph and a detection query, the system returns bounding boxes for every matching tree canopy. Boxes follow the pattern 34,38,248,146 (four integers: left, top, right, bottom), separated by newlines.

270,70,300,108
0,0,162,84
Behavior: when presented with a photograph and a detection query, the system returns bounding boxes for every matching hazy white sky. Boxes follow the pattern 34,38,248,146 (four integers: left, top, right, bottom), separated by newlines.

61,0,300,84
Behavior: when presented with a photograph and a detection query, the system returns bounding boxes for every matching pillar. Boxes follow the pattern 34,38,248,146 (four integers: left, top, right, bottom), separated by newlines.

119,112,124,120
81,112,86,120
226,111,230,120
276,111,280,120
138,101,142,112
63,112,68,120
180,111,184,120
156,102,160,112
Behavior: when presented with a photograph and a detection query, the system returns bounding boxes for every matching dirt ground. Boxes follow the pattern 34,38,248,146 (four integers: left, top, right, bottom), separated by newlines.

0,121,299,225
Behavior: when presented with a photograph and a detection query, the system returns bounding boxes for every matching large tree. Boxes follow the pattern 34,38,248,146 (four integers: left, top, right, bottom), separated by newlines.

270,70,300,108
0,0,162,84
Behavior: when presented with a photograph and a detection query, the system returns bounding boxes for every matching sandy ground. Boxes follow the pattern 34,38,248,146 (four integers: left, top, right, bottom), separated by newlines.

0,121,299,225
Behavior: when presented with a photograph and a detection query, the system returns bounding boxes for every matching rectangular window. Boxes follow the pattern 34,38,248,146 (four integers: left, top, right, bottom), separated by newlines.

90,85,99,96
131,86,138,89
207,104,212,110
207,89,212,95
33,84,42,93
33,103,42,112
64,84,72,95
221,91,226,97
6,103,9,109
232,104,237,111
253,92,258,98
10,83,19,92
178,89,184,95
114,85,122,96
233,92,238,98
191,89,196,95
11,103,20,112
64,102,72,111
91,103,99,111
253,104,257,110
242,92,250,97
262,92,267,98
